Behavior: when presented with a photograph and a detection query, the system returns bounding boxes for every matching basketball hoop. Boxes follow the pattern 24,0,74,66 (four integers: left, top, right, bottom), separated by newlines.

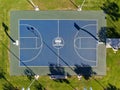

13,40,19,46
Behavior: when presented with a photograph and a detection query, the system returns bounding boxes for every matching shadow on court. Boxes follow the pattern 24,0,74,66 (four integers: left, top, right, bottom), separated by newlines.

48,63,70,83
74,22,98,41
0,37,46,90
1,22,37,81
104,83,120,90
43,41,76,76
98,27,106,43
74,64,106,89
49,63,65,75
24,68,35,81
101,0,120,21
74,63,96,80
48,64,77,90
0,39,36,79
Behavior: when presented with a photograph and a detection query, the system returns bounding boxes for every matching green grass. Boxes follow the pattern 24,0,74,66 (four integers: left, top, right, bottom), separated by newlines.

0,0,120,90
103,49,120,86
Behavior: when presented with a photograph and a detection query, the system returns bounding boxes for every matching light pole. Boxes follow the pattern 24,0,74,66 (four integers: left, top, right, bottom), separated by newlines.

77,0,86,11
27,0,40,11
22,75,39,90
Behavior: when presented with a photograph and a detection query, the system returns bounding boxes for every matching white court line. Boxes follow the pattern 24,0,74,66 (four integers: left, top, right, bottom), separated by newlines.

19,23,43,63
20,48,38,49
18,20,98,67
20,37,37,38
36,37,37,48
57,49,60,66
78,48,96,49
19,19,98,21
78,37,96,38
57,20,60,66
74,37,81,49
20,37,37,49
74,37,97,49
74,23,98,63
58,20,60,37
19,24,43,50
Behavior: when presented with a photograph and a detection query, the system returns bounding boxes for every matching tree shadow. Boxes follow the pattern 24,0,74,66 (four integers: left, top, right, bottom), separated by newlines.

48,63,79,89
99,26,120,39
48,63,69,83
104,83,120,90
101,0,120,21
106,27,120,38
48,64,77,90
98,27,106,43
49,63,65,75
43,41,75,75
74,63,96,80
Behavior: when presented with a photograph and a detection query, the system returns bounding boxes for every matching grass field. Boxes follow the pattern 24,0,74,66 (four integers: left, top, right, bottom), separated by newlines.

0,0,120,90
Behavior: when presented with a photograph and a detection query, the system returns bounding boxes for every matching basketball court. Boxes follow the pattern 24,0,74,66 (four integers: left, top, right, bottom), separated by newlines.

10,11,106,75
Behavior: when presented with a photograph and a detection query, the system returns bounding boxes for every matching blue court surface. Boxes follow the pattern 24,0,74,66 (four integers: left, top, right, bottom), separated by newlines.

19,19,98,67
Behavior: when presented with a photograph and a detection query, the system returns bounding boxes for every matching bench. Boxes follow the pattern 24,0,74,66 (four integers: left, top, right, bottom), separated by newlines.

50,75,67,80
